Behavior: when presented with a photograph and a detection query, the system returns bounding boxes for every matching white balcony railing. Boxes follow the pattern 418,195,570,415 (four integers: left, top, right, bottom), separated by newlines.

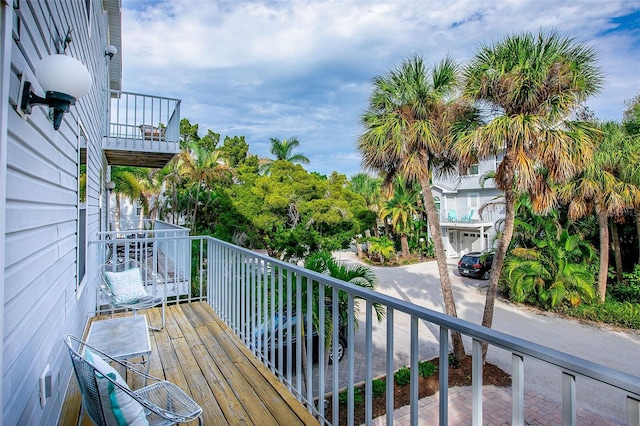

90,235,640,425
440,209,493,224
104,90,181,153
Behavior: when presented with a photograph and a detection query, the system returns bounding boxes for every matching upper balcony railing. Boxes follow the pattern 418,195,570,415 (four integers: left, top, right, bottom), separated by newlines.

90,234,640,425
103,90,181,168
439,209,494,225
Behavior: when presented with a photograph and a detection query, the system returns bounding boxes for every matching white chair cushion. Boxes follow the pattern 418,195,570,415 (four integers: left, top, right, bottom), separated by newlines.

104,267,149,303
84,348,149,426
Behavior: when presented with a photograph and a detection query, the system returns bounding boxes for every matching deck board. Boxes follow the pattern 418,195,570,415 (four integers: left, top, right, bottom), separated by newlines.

58,302,318,425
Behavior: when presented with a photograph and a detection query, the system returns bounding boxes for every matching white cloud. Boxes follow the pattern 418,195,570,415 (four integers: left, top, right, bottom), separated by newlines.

121,0,640,177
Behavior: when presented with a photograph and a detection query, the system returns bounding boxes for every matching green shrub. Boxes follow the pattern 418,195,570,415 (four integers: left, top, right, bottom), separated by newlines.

448,353,461,369
609,265,640,304
562,300,640,329
338,387,363,405
371,379,386,397
394,366,411,386
418,361,437,377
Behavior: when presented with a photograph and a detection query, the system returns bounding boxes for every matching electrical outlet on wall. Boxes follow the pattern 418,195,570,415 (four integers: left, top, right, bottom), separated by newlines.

39,364,52,408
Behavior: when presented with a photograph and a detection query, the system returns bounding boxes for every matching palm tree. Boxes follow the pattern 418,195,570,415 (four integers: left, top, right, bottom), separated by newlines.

357,55,475,360
622,93,640,263
461,30,602,338
379,177,420,257
303,251,384,404
110,166,148,231
558,121,640,302
177,143,234,232
260,137,310,174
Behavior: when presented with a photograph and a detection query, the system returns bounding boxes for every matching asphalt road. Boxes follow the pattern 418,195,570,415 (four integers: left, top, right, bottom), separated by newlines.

327,250,640,422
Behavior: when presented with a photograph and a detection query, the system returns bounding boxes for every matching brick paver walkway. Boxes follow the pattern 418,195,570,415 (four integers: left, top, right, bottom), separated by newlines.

369,386,624,425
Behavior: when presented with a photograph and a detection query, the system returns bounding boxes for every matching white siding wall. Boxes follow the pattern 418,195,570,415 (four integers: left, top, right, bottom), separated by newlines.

3,1,110,424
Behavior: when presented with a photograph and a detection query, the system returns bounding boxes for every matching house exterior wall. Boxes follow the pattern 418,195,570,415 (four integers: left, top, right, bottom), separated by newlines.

432,157,505,257
1,1,115,424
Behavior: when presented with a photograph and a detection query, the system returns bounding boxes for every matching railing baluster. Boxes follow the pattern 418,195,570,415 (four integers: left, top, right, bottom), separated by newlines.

365,300,373,425
562,372,576,426
332,287,339,425
512,353,524,425
628,397,640,425
386,308,395,426
347,293,355,426
317,282,325,417
295,271,302,394
439,327,449,426
410,316,419,426
306,275,313,406
472,339,483,426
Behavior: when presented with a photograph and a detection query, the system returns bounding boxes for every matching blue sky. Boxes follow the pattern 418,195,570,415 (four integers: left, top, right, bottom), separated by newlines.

121,0,640,177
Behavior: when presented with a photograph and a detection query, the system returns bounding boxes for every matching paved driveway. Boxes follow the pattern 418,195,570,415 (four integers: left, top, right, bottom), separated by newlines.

330,250,640,422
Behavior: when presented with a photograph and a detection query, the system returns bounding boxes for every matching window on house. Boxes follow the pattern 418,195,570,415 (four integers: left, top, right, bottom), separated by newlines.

77,126,88,295
434,196,440,214
461,163,479,176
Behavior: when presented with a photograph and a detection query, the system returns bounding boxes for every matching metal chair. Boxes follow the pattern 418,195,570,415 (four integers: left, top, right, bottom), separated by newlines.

64,334,203,426
99,259,165,331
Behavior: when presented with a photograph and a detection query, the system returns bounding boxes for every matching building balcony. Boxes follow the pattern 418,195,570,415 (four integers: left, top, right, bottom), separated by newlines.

62,234,640,425
103,90,181,168
440,209,495,227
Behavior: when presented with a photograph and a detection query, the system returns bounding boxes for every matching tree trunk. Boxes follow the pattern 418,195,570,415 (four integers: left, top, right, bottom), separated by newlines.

481,188,516,360
597,209,610,303
115,194,121,232
610,218,623,284
420,176,465,360
400,234,410,257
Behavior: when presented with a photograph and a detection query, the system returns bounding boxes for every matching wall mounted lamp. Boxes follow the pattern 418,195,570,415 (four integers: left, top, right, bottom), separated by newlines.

105,45,117,60
106,181,116,191
19,54,91,130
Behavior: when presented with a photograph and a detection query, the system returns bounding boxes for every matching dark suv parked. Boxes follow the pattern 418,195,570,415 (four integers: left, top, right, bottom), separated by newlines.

458,252,494,280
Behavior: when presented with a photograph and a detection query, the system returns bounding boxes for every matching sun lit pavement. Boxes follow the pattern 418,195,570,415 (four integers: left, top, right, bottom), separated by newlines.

331,250,638,425
371,385,623,426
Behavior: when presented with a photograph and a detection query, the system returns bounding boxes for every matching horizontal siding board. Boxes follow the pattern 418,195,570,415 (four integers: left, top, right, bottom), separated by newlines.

6,169,76,205
5,203,74,234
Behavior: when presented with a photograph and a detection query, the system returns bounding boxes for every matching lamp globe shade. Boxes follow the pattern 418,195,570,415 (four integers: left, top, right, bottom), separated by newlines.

36,54,92,99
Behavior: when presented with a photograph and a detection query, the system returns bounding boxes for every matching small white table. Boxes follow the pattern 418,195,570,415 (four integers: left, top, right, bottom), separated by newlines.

86,315,151,374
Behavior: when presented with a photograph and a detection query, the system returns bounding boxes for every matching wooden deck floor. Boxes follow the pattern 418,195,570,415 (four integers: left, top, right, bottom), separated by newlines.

59,302,319,425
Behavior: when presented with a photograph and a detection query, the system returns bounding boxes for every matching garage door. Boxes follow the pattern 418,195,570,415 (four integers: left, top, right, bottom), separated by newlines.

461,232,480,254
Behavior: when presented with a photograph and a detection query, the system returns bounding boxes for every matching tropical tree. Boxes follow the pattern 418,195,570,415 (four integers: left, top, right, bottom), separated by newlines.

304,252,383,367
260,137,310,174
357,54,475,360
176,142,234,232
460,30,602,342
622,93,640,263
110,166,148,231
349,173,383,237
558,121,640,302
367,236,395,265
503,196,596,307
379,177,421,257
